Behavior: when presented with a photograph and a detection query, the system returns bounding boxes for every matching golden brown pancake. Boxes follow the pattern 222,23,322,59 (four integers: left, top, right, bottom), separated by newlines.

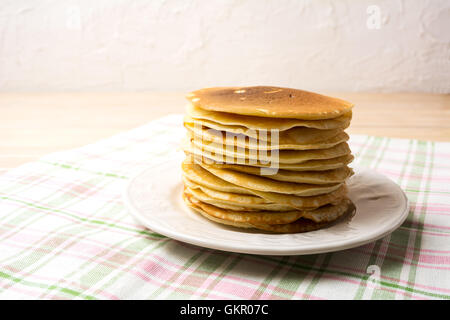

185,122,349,151
183,191,354,233
181,86,355,234
181,162,349,210
198,162,343,196
202,163,354,184
186,104,352,131
183,191,304,225
186,86,354,120
186,186,293,211
250,199,355,233
184,118,349,147
187,152,354,171
184,137,351,164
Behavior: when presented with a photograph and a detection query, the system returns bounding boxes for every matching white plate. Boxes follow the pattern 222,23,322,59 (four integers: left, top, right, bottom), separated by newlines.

123,152,409,255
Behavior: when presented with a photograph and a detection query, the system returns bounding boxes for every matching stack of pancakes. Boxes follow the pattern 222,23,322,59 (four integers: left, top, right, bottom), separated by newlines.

181,86,355,233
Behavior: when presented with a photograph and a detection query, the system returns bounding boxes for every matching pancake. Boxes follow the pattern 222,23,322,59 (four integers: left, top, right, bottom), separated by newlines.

249,200,355,233
183,191,304,225
185,186,293,211
182,161,254,195
182,176,271,204
183,191,354,233
253,199,356,233
199,163,354,184
301,198,354,223
182,86,355,234
184,138,351,164
186,86,354,120
183,191,260,229
187,104,352,131
182,163,349,209
198,162,343,196
184,116,347,145
187,152,354,171
185,122,349,150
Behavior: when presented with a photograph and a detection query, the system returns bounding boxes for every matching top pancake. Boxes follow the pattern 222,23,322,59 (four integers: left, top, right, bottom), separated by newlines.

186,86,354,120
186,104,352,131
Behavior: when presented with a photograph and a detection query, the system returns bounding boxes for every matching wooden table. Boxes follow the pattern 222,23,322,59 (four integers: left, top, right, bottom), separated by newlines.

2,92,449,171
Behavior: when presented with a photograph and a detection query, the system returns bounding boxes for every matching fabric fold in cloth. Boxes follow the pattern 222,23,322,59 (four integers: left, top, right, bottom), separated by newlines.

0,114,449,299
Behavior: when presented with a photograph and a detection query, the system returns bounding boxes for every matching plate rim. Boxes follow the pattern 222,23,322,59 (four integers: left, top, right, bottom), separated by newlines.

123,163,410,256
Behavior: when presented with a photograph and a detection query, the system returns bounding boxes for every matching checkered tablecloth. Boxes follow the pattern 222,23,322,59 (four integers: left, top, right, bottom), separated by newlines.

0,114,449,300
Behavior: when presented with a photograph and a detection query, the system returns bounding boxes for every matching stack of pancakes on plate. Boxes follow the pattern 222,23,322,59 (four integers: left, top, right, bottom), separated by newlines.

181,86,355,233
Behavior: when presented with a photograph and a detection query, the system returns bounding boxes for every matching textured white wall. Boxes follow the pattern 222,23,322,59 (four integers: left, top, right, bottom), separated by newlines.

0,0,449,92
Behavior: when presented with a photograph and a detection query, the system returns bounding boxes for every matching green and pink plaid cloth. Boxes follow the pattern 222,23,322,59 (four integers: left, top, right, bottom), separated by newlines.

0,114,449,300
